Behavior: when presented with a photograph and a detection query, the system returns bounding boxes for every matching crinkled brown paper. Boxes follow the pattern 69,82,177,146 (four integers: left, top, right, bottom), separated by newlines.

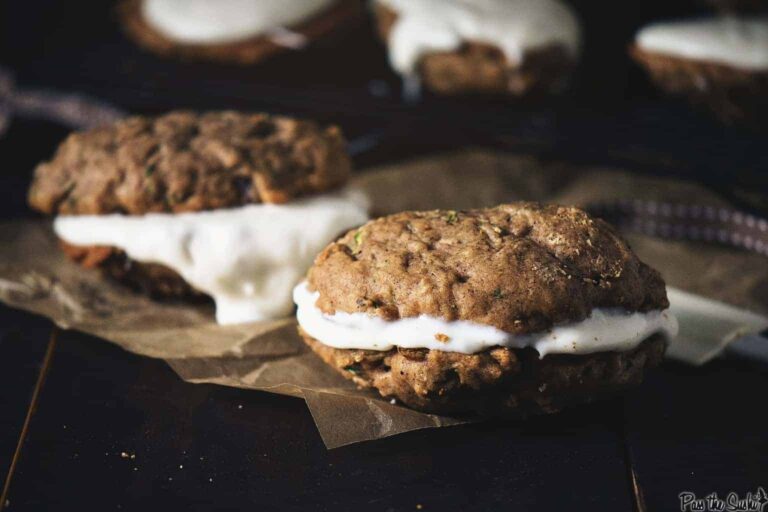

2,149,767,448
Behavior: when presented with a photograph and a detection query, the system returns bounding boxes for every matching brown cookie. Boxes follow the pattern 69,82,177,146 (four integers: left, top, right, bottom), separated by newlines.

30,110,353,299
308,204,668,332
59,240,204,300
630,44,768,124
118,0,361,64
29,110,351,215
301,330,667,416
299,203,671,414
373,3,578,96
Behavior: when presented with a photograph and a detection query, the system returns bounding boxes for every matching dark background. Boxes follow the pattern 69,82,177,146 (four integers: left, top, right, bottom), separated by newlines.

1,1,767,510
2,0,767,220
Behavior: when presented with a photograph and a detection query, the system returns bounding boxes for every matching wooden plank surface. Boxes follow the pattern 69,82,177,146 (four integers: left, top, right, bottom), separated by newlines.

623,361,768,512
3,330,636,511
0,309,53,488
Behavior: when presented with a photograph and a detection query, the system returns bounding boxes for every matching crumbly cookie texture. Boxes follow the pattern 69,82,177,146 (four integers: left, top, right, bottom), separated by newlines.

373,3,576,96
118,0,360,65
59,240,204,300
301,330,666,415
307,203,669,335
630,45,768,124
28,110,351,215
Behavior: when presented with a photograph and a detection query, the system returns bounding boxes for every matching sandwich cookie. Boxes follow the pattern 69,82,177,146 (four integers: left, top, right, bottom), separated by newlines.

631,16,768,123
28,111,369,324
295,203,678,415
372,0,582,96
119,0,360,64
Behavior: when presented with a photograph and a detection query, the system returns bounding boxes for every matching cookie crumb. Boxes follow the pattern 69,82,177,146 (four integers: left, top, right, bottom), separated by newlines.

434,333,450,343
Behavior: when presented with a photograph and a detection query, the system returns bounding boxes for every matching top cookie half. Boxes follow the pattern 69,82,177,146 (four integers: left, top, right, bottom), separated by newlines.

307,203,669,334
28,111,351,215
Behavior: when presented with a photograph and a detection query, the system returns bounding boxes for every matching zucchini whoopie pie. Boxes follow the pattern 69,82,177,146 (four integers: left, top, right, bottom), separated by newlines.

631,16,768,123
29,111,369,324
120,0,360,64
372,0,582,96
295,203,678,415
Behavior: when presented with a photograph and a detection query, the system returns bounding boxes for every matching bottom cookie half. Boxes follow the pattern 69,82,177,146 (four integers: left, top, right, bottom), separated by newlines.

60,240,206,301
301,328,667,416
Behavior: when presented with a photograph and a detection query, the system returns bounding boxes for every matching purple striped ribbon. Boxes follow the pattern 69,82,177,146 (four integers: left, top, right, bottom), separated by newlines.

0,67,126,137
588,199,768,257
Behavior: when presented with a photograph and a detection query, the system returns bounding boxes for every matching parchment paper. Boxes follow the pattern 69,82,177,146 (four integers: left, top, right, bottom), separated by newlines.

1,149,766,448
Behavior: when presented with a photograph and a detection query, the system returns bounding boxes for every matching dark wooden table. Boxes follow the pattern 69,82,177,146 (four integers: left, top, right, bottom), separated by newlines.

1,1,767,510
2,308,766,511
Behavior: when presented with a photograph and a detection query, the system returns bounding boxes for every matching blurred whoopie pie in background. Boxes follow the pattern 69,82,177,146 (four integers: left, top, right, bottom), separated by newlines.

28,111,370,324
119,0,361,64
631,15,768,124
371,0,582,97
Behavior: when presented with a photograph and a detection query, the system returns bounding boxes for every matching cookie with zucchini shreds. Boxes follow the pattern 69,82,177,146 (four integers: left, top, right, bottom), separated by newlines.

29,110,350,215
295,203,676,415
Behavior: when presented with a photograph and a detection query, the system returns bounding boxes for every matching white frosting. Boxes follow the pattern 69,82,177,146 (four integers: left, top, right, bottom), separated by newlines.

142,0,336,44
54,189,369,325
376,0,581,73
636,16,768,70
294,282,678,357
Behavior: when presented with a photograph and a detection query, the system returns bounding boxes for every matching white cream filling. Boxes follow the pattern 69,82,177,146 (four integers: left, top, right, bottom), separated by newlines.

54,188,369,325
636,16,768,70
294,282,678,357
141,0,336,44
375,0,581,74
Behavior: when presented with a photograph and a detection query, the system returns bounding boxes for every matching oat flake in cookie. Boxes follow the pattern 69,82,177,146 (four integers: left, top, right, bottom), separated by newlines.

119,0,360,64
294,204,678,415
631,16,768,124
28,111,370,325
372,0,581,96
